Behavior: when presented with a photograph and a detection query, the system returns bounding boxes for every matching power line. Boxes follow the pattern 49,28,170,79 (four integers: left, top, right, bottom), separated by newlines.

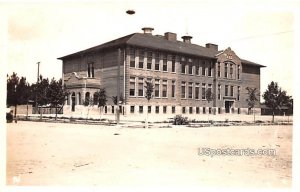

232,30,293,42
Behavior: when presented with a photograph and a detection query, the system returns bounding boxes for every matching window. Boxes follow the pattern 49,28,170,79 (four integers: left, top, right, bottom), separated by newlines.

71,92,76,111
85,92,90,105
224,63,228,78
163,54,168,71
181,62,186,74
202,61,206,76
208,84,212,95
147,52,152,70
171,56,176,72
130,77,135,96
67,95,70,105
139,106,143,113
130,106,135,113
195,83,200,100
162,80,167,97
208,61,212,77
138,77,144,96
237,65,241,79
218,84,221,100
195,61,200,75
203,107,206,114
163,106,167,114
104,106,107,113
87,62,94,78
196,107,200,114
230,86,234,96
155,53,160,70
218,108,221,114
202,83,206,99
148,106,151,113
155,106,159,113
138,50,144,68
130,48,135,68
181,81,186,98
93,92,98,105
237,86,241,100
209,107,212,114
189,107,193,114
238,108,240,114
188,61,193,75
172,106,176,114
182,107,186,114
217,62,221,77
225,85,229,96
112,106,114,114
154,79,160,97
78,92,81,105
171,80,176,98
188,82,193,99
230,64,233,78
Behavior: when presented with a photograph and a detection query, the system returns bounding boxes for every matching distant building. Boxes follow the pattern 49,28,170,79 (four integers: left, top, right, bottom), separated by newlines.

58,28,265,117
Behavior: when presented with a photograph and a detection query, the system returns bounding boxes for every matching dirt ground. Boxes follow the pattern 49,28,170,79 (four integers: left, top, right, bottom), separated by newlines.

6,121,292,188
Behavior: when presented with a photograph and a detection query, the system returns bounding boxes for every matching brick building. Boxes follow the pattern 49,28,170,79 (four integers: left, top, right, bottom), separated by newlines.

58,28,265,117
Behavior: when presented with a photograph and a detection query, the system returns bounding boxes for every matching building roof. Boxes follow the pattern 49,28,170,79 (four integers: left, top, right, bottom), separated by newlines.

58,32,265,67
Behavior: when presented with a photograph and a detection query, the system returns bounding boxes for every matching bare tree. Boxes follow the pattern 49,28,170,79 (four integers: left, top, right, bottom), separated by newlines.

205,89,216,120
144,81,154,128
83,97,94,122
246,87,259,122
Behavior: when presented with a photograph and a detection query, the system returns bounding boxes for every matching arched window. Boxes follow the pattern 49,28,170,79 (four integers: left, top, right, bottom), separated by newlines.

93,92,99,105
85,92,90,105
66,95,70,105
71,92,76,111
78,92,81,105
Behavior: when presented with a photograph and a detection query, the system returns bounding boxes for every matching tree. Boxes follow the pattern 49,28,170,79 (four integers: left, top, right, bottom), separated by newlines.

144,81,154,128
205,89,216,119
34,75,50,120
246,87,259,122
112,94,124,121
112,94,124,105
262,81,291,122
83,96,94,122
94,88,107,120
7,73,31,122
47,78,69,120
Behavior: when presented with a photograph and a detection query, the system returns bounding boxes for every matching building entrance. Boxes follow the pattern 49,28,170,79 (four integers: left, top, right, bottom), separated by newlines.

225,101,234,113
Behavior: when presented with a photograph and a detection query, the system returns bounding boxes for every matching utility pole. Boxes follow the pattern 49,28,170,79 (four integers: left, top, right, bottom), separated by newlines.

37,62,40,82
116,49,121,124
36,62,40,115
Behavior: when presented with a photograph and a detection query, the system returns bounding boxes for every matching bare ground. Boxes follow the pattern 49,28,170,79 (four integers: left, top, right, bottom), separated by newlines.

6,121,292,188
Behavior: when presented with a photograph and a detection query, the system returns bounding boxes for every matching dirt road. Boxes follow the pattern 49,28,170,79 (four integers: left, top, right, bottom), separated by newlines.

6,121,292,188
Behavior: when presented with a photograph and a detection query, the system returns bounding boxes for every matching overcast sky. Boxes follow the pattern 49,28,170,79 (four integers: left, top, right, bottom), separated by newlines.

1,0,298,98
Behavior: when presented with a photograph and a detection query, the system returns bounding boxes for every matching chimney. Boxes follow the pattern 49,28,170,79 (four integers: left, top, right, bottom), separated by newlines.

206,43,218,51
142,27,154,35
164,32,177,41
181,35,193,43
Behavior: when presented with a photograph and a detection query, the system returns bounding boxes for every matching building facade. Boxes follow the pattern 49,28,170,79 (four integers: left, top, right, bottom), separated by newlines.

58,28,265,117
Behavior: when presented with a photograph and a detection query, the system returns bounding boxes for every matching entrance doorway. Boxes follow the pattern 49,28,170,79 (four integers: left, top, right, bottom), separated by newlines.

71,92,76,112
225,101,234,113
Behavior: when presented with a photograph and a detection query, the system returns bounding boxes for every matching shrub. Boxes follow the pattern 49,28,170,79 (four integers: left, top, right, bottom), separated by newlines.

6,112,13,123
173,115,189,125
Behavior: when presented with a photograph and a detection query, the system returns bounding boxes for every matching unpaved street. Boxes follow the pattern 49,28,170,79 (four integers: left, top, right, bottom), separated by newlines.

7,121,292,188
